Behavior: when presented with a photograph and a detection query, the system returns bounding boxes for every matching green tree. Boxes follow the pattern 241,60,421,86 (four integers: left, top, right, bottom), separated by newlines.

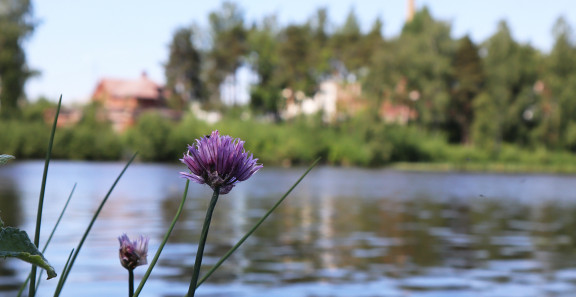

364,7,454,129
204,1,247,105
274,24,316,96
165,26,203,109
307,7,332,79
471,92,499,150
479,21,539,148
247,15,281,116
330,8,364,76
363,17,385,59
0,0,35,118
449,35,484,144
535,17,576,149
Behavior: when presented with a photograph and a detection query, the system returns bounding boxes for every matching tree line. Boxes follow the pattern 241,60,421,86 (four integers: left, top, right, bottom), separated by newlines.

3,1,576,167
165,2,576,153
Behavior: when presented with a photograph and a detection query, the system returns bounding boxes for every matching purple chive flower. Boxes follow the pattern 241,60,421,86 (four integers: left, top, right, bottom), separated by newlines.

180,130,263,194
118,234,149,270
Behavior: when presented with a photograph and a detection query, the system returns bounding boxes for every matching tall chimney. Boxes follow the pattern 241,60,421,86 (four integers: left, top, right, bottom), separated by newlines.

407,0,415,22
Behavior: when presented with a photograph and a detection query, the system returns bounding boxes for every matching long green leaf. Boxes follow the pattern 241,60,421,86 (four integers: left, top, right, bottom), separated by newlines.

196,158,320,288
17,183,77,297
30,94,62,297
54,153,137,297
133,180,190,297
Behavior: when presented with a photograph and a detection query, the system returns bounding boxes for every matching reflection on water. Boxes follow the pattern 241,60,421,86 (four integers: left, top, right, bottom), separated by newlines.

2,161,576,296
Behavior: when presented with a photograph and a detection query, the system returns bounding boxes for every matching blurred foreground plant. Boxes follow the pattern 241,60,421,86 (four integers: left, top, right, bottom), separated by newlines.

0,154,57,280
0,216,57,280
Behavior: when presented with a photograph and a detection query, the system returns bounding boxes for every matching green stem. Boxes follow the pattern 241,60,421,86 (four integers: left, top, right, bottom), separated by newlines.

133,180,190,297
128,269,134,297
187,187,220,297
30,95,62,297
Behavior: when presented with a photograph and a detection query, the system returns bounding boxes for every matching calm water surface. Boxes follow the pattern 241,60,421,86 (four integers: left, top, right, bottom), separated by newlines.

2,161,576,296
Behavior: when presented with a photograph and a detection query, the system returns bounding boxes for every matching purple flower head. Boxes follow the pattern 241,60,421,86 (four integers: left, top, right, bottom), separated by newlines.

118,234,149,270
180,130,263,194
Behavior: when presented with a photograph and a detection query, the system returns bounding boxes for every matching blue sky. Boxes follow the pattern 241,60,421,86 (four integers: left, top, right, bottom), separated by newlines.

25,0,576,103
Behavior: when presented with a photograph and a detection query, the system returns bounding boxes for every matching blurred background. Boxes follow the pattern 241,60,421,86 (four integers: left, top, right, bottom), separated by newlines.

0,0,575,168
3,1,576,296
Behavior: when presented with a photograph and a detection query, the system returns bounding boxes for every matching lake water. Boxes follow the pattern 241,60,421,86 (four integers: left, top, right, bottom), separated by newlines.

2,161,576,296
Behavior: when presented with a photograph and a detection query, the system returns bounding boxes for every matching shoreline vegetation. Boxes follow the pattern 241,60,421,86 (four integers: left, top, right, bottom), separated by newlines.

3,101,576,174
391,162,576,174
4,3,576,176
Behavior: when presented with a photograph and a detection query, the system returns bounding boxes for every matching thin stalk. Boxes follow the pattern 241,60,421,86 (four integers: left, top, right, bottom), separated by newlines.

30,95,62,297
18,183,77,297
53,153,137,297
196,158,320,288
133,180,190,297
187,187,220,297
41,183,77,254
59,249,75,282
47,248,74,297
128,269,134,297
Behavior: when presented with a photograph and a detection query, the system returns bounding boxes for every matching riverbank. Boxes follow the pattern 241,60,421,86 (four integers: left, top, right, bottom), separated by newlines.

391,161,576,174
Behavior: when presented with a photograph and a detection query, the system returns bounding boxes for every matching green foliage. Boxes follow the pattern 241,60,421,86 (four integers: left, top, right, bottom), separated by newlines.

204,1,247,104
275,24,317,95
330,9,363,73
0,0,36,118
471,92,500,151
0,154,14,165
21,98,56,121
0,120,50,158
246,16,281,115
0,222,56,279
56,125,122,160
5,101,576,170
151,3,576,165
53,104,122,160
448,35,484,144
365,7,454,132
5,3,576,169
165,27,203,108
481,21,540,147
124,112,178,161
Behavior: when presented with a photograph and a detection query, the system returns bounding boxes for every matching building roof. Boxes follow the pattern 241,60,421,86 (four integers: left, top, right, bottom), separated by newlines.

94,72,162,99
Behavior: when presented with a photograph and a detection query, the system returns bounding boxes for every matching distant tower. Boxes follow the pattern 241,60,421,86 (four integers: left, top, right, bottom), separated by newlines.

407,0,415,22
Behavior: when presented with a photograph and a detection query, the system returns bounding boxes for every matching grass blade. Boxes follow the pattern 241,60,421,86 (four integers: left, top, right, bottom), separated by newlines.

17,183,77,297
53,153,137,297
196,158,320,288
133,180,190,297
29,95,62,297
59,249,75,285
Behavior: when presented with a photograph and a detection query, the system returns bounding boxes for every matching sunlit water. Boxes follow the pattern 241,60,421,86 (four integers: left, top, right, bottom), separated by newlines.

2,161,576,296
